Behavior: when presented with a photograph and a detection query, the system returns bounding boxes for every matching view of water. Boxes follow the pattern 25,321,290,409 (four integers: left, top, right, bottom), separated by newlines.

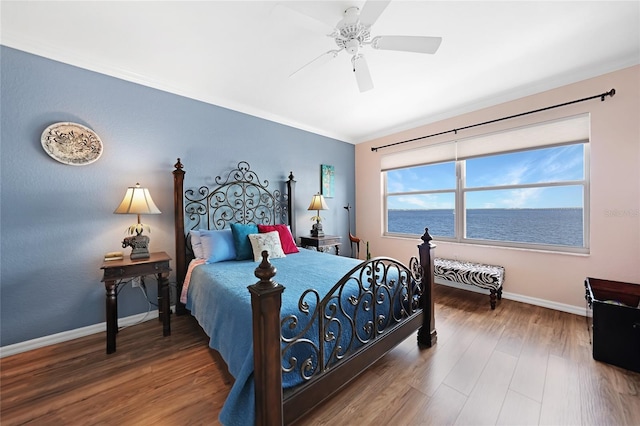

388,208,584,247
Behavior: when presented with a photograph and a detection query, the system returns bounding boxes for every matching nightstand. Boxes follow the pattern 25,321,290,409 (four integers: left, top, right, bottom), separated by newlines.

299,235,342,255
101,251,172,354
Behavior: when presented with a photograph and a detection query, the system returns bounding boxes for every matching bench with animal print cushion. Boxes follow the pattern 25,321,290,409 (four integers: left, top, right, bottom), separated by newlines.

434,258,505,309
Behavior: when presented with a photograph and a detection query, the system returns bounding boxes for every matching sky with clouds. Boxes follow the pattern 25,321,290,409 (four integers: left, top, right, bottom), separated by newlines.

387,144,585,209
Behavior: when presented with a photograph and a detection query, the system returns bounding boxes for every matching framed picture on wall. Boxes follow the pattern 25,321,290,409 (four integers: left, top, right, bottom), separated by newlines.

321,164,334,198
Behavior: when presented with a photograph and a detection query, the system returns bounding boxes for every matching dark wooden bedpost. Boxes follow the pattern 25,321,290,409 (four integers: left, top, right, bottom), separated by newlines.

173,158,187,315
248,251,285,426
287,171,296,238
417,228,437,347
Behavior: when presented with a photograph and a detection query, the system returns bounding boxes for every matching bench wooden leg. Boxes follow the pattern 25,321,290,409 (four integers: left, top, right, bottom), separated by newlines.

490,289,497,310
497,288,503,300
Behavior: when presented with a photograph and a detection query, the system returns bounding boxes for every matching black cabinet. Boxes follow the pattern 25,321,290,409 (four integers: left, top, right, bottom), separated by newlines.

585,277,640,372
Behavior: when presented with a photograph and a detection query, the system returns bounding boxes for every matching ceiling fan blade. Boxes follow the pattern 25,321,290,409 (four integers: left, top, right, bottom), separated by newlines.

270,2,336,36
352,54,374,93
289,49,341,78
372,35,442,54
358,0,392,27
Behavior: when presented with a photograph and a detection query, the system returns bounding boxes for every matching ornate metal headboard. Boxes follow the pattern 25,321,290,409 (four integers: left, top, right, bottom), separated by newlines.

184,161,291,231
172,159,296,314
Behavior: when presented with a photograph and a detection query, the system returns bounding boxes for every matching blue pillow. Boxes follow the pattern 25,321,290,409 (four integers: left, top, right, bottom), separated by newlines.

200,229,237,263
231,223,258,260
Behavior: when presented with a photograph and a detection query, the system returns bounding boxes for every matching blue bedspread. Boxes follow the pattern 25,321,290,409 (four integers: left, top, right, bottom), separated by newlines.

186,249,364,426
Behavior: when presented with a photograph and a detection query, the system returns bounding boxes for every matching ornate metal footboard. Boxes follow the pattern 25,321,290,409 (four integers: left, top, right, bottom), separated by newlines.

250,230,436,425
282,256,423,382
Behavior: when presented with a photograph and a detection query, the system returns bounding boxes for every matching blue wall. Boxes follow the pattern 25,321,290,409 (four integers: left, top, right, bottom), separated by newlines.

0,46,355,347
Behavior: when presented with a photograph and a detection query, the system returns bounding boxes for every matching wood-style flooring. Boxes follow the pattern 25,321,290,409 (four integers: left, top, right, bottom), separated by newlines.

2,285,639,425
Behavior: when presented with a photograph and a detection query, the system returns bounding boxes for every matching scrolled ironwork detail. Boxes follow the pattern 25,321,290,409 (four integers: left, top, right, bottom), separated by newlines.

183,161,287,231
281,256,422,384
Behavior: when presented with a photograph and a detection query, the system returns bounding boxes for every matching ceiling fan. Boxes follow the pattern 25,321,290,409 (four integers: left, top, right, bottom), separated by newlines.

287,0,442,92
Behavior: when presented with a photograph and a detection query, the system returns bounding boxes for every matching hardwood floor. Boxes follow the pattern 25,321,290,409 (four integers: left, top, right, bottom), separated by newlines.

2,285,639,425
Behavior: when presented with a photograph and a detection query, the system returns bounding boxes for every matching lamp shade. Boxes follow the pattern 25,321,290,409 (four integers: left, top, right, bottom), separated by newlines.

307,193,329,211
114,183,161,215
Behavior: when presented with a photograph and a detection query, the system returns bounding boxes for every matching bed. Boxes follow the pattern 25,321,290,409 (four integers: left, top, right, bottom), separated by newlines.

172,159,436,425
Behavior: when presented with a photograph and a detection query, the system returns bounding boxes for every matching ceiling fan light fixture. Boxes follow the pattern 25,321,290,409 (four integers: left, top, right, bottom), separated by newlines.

345,39,360,55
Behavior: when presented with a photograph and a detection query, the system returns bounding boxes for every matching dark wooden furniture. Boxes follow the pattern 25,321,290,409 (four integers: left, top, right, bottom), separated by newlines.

585,277,640,372
299,234,342,255
172,159,436,425
101,251,172,354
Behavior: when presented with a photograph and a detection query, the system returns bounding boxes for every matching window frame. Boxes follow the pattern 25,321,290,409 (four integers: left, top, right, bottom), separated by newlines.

383,143,590,254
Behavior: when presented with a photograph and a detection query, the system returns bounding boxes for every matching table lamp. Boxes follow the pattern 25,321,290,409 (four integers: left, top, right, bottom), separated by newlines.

114,183,161,259
308,192,328,237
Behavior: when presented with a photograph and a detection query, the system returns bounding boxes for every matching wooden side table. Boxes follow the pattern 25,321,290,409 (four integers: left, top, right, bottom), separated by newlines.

299,235,342,255
101,251,172,354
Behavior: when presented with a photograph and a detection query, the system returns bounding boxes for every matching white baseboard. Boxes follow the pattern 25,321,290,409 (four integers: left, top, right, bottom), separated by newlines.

435,278,586,317
0,309,160,359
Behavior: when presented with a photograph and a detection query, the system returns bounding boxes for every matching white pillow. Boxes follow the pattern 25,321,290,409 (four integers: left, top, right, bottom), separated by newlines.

248,231,286,262
190,230,204,259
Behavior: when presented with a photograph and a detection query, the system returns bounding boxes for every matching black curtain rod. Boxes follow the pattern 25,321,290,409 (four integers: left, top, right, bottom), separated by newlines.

371,88,616,152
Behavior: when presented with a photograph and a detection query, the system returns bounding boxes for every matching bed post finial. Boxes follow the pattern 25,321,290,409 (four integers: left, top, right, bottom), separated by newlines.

421,227,433,245
174,158,183,171
248,251,284,426
254,251,278,288
417,227,437,347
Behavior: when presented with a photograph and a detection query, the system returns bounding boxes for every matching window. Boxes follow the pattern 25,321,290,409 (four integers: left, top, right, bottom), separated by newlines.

386,162,456,237
382,115,590,252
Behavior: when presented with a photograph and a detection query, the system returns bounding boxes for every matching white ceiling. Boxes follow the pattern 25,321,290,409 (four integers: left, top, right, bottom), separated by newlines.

1,1,639,144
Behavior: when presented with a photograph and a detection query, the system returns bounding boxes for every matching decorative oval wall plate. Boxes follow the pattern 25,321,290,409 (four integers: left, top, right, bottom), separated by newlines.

41,122,103,166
